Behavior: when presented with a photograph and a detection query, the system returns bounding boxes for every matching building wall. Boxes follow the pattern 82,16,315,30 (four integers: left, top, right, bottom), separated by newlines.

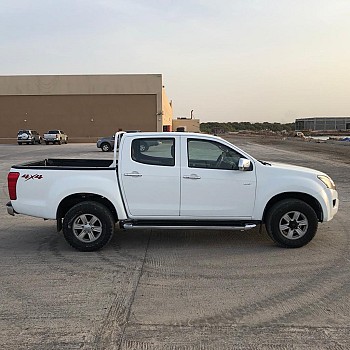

0,74,172,141
162,87,173,131
172,118,200,132
0,74,162,96
295,117,350,131
0,94,157,140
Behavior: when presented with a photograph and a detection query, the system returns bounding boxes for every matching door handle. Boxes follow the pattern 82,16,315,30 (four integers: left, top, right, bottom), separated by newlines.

183,174,201,180
124,171,142,177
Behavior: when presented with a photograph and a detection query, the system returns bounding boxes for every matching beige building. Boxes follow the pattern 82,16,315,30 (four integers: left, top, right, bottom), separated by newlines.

172,117,200,132
0,74,173,142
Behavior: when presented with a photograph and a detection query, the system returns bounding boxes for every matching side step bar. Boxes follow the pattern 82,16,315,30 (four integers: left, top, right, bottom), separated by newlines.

120,221,257,231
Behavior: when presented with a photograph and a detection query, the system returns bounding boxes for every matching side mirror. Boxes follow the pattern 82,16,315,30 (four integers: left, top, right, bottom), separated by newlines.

238,158,251,171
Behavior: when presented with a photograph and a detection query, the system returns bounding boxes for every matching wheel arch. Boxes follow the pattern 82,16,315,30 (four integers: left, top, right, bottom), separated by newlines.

262,192,323,223
57,193,118,222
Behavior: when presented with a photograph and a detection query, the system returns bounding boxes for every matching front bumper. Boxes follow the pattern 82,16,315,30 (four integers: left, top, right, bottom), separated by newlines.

321,188,339,222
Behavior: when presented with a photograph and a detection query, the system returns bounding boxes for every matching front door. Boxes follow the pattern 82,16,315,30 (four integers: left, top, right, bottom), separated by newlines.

119,136,180,216
180,138,256,218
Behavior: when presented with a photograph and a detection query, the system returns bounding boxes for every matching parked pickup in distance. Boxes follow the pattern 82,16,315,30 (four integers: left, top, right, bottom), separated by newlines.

7,132,339,251
43,130,68,145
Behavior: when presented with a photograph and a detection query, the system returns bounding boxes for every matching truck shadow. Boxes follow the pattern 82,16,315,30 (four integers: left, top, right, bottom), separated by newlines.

110,226,276,253
3,223,281,256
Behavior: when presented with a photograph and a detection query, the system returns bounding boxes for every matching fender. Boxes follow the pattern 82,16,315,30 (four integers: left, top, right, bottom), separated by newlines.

253,165,334,221
12,168,127,220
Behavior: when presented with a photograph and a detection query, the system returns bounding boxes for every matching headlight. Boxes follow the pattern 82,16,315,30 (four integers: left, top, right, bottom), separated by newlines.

318,175,336,190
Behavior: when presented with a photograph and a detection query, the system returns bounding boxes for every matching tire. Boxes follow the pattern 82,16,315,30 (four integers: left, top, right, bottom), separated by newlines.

139,141,149,152
31,139,35,145
101,142,111,152
63,201,115,252
57,139,61,145
45,141,49,145
18,142,22,145
265,199,318,248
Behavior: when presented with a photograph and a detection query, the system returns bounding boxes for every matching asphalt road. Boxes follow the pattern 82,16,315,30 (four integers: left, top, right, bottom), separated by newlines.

0,139,349,350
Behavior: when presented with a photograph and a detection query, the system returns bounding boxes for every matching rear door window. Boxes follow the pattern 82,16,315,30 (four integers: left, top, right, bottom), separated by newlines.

131,138,175,166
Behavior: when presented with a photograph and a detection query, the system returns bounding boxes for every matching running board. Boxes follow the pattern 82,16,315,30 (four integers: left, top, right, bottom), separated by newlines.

120,220,257,231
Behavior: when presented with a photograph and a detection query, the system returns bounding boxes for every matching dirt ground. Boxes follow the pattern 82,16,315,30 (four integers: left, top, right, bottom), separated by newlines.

224,133,350,164
0,138,349,350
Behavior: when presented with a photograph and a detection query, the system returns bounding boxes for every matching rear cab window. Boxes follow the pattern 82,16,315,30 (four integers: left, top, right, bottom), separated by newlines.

131,138,175,166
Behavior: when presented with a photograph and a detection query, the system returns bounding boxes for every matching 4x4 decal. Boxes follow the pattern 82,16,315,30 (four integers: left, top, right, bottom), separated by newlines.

22,174,43,181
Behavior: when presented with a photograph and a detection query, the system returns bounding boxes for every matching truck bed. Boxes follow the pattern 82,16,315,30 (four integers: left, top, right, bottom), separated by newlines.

12,158,115,169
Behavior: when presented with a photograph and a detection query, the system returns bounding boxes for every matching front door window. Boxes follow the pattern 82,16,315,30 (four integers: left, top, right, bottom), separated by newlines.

188,139,247,171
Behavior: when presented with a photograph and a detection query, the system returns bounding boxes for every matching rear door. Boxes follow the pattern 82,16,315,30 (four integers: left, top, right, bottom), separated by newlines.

119,135,180,216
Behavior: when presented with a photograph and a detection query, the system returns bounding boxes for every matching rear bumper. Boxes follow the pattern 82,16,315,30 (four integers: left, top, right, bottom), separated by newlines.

17,139,34,143
6,202,16,216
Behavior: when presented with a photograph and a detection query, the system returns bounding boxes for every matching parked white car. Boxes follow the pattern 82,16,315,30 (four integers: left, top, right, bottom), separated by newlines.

7,132,338,251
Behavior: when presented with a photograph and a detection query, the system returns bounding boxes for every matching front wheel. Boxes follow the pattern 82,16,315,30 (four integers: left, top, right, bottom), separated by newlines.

63,201,115,251
101,142,111,152
139,141,149,152
265,199,318,248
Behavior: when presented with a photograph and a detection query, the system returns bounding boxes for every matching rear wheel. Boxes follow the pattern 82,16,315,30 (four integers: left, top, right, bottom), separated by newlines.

265,199,318,248
63,201,115,251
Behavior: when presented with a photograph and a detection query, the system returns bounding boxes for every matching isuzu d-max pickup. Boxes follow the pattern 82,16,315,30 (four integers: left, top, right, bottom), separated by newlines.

43,130,68,145
6,132,338,251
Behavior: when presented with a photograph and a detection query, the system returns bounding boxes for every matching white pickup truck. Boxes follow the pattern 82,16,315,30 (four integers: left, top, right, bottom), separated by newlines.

43,130,68,145
6,132,338,251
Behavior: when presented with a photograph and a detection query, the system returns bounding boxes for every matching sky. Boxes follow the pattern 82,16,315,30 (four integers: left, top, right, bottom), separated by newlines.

1,0,350,123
